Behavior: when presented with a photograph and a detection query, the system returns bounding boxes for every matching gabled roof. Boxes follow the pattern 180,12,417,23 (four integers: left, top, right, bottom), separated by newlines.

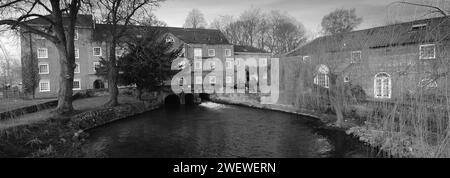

93,24,230,45
287,16,450,57
24,14,94,28
165,27,230,45
234,45,269,53
23,14,230,45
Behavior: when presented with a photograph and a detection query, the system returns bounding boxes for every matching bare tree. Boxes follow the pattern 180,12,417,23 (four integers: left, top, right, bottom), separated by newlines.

135,13,167,27
266,10,307,54
22,32,40,98
183,8,207,29
211,9,307,55
256,12,270,50
239,8,261,46
321,8,363,35
93,0,163,107
0,0,85,115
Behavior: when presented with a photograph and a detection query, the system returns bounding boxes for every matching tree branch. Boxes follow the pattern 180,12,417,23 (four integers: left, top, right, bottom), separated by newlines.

391,1,448,17
0,19,58,42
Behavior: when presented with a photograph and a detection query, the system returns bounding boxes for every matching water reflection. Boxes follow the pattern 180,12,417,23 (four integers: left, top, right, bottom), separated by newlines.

83,102,373,158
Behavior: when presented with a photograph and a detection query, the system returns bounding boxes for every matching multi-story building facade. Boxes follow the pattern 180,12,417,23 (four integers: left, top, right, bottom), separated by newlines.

20,15,238,98
21,14,274,98
283,16,450,101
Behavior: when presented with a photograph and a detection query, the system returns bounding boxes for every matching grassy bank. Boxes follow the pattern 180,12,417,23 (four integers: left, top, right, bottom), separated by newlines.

0,95,161,158
213,92,450,158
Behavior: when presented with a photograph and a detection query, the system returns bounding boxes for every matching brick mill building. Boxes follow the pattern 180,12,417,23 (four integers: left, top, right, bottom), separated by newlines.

20,14,248,98
282,16,450,102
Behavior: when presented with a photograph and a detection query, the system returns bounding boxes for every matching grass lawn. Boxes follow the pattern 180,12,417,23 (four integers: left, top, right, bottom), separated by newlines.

0,98,56,113
0,95,142,129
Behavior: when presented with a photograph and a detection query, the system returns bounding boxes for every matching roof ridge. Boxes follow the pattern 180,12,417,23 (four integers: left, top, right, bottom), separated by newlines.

318,16,449,40
94,23,221,32
286,16,450,57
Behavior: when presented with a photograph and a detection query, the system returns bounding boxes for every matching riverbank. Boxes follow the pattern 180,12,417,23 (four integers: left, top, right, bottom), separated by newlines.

209,95,388,157
0,95,161,158
209,95,358,130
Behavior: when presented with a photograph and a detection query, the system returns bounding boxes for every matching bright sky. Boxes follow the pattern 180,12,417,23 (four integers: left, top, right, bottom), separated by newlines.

1,0,449,62
154,0,450,36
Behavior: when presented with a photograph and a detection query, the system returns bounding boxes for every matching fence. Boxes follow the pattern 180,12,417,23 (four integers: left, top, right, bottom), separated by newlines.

0,88,26,100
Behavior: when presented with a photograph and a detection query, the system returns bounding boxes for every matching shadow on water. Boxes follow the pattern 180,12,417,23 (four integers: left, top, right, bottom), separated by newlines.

84,101,387,158
299,115,387,158
164,94,180,108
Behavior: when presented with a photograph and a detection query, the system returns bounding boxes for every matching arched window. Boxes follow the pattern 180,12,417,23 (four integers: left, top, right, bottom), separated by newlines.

314,64,329,88
374,73,391,99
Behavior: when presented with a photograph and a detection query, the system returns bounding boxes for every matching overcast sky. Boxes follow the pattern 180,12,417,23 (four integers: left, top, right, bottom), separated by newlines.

154,0,449,36
1,0,449,61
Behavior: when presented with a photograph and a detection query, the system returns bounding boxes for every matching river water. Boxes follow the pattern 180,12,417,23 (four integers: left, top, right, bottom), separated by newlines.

83,102,376,158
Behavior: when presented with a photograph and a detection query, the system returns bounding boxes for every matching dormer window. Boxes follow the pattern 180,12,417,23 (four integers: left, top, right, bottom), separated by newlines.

411,23,427,31
166,36,174,43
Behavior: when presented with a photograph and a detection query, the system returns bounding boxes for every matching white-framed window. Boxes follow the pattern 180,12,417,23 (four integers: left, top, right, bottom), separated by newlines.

225,49,232,57
39,80,50,92
194,60,202,70
226,76,233,84
411,23,427,31
226,60,233,70
314,64,329,89
351,51,361,63
194,48,202,59
93,47,102,57
38,63,49,74
75,48,79,58
374,72,391,99
195,76,203,84
419,44,436,59
93,62,100,73
37,48,48,58
74,62,80,73
209,76,216,84
74,29,79,40
419,78,438,89
208,49,215,57
73,79,81,90
303,56,311,63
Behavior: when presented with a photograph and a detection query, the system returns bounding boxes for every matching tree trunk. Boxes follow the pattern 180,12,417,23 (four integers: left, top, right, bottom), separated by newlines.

333,98,344,127
55,43,74,114
106,43,119,107
136,88,142,100
330,74,344,127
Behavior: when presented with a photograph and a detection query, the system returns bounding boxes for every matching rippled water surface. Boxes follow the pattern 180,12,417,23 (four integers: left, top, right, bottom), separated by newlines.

83,102,374,158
